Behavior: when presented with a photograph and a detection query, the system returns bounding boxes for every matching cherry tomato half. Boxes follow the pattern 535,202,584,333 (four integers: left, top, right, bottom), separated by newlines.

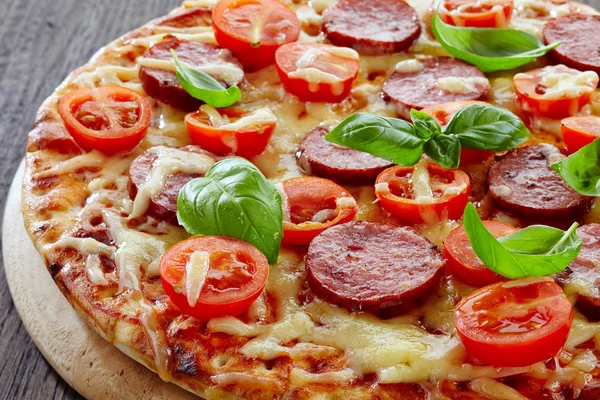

375,163,470,225
212,0,301,71
281,177,358,246
561,116,600,153
160,236,269,320
514,65,598,119
185,105,276,158
58,86,151,154
435,0,513,28
455,277,573,367
444,221,517,287
275,42,360,103
421,100,494,165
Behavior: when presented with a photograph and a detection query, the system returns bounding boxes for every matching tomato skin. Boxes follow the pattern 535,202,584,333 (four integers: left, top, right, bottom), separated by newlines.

561,116,600,153
160,236,269,320
281,177,357,246
58,86,151,155
444,221,517,287
455,278,573,367
212,0,301,71
436,0,513,28
420,101,494,165
275,42,359,103
375,164,470,225
514,66,598,119
185,108,275,158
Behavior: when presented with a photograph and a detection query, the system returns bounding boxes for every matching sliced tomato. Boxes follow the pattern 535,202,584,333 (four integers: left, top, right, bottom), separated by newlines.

185,105,276,158
212,0,301,71
275,42,359,103
561,116,600,153
160,236,269,320
444,221,517,287
375,163,470,225
421,100,494,165
281,177,357,246
436,0,513,28
58,86,151,154
514,65,598,119
455,277,573,367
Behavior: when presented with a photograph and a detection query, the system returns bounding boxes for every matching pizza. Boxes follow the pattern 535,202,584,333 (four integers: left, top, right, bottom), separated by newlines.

20,0,600,398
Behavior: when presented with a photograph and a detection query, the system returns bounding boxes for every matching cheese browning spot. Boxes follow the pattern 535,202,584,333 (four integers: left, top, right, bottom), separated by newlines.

184,251,211,307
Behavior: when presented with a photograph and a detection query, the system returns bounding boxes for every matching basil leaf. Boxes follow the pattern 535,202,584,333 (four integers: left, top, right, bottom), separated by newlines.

423,134,461,169
177,157,282,264
171,50,241,108
551,139,600,196
325,112,425,166
431,13,560,73
462,203,581,278
444,104,530,151
498,226,572,255
410,109,441,140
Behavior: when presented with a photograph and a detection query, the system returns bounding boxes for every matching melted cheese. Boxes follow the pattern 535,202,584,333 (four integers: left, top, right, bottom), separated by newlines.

86,254,110,286
412,162,434,204
469,377,527,400
219,108,277,131
34,151,106,179
137,56,243,87
184,251,210,307
537,66,598,100
395,59,424,73
436,76,489,95
130,146,215,219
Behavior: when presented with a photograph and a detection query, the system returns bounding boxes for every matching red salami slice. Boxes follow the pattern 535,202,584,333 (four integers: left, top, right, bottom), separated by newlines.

305,221,445,311
157,7,212,28
382,57,489,118
296,126,393,185
322,0,421,55
556,224,600,321
543,14,600,73
487,144,593,220
128,145,214,223
139,35,244,111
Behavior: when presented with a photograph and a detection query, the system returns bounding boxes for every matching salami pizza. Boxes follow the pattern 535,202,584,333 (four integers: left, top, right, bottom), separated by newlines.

21,0,600,398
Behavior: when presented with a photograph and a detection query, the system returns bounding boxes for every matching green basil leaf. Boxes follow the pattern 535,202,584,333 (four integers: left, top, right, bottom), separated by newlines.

171,50,241,108
462,203,581,279
431,13,560,73
410,109,441,140
423,134,461,169
444,104,530,151
551,139,600,196
177,157,282,264
325,112,425,166
498,225,573,255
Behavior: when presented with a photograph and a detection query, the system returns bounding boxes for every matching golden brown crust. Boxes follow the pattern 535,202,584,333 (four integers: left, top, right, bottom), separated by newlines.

21,2,600,399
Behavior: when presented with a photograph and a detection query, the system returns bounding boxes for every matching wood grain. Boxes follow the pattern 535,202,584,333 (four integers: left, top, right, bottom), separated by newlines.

0,0,599,398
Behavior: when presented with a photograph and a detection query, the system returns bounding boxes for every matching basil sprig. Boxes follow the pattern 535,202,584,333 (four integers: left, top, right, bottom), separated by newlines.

171,50,241,108
177,158,282,264
431,13,559,73
551,139,600,197
462,203,582,279
326,104,530,169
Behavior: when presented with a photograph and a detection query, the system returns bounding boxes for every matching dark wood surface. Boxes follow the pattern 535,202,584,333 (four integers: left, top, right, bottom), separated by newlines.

1,0,600,398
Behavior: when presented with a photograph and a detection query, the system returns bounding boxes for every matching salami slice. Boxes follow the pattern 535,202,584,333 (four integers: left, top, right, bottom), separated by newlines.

487,144,593,220
322,0,421,55
128,145,213,223
543,14,600,73
156,7,212,28
556,224,600,321
382,57,489,118
139,35,244,111
296,126,393,185
305,221,445,311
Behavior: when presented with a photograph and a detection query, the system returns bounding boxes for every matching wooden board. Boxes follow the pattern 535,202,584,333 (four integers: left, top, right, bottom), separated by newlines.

2,161,197,400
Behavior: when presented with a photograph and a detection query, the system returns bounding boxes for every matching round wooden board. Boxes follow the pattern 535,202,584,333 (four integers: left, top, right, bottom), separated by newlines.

2,161,197,400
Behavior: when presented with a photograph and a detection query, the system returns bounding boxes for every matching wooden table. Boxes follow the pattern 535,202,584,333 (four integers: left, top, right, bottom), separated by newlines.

1,0,599,398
